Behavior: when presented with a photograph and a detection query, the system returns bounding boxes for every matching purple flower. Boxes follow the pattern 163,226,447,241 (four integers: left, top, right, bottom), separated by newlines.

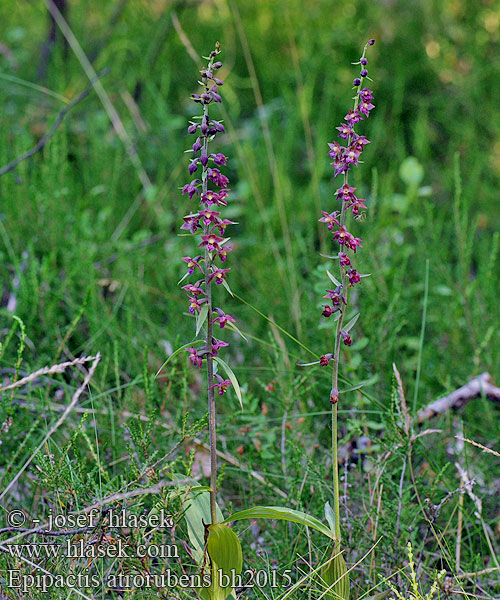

322,305,339,318
188,159,199,175
359,100,375,117
341,331,352,346
201,190,229,207
200,148,209,166
209,85,222,103
199,209,221,227
212,153,227,166
181,213,201,234
360,69,368,77
347,269,361,286
333,226,352,246
188,297,202,314
192,138,202,153
182,256,203,275
359,87,373,102
208,267,230,284
324,286,346,306
328,142,343,159
320,353,333,366
215,218,237,234
346,236,362,253
336,124,353,140
351,136,370,152
360,57,368,65
345,146,360,166
186,347,204,369
336,184,356,202
182,180,200,199
199,234,224,252
210,120,225,133
346,198,367,215
217,245,232,262
345,109,362,125
182,283,206,297
353,78,361,86
211,339,229,355
339,252,351,267
332,157,349,177
319,211,340,230
208,168,229,188
213,313,236,328
210,374,232,395
332,227,363,252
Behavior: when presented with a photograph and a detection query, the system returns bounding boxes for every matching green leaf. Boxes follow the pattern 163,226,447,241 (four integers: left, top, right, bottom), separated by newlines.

339,375,378,394
177,271,190,285
343,313,359,333
196,304,209,336
225,321,248,342
207,523,243,574
327,270,342,287
321,254,339,260
222,506,335,540
184,490,224,566
204,523,243,600
221,279,234,297
324,502,336,536
154,340,203,378
212,356,243,409
321,544,350,600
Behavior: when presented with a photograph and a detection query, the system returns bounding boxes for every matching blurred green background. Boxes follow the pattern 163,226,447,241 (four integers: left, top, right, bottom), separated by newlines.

0,0,499,422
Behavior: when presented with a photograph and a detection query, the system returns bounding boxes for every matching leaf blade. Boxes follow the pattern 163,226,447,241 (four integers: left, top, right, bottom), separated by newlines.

222,506,335,540
212,356,243,409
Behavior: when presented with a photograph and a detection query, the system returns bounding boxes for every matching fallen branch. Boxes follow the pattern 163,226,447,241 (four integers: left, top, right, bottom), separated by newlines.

416,372,500,424
0,69,109,177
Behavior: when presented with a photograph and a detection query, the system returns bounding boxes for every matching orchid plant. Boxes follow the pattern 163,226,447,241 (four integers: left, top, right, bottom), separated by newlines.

177,40,377,600
316,39,376,597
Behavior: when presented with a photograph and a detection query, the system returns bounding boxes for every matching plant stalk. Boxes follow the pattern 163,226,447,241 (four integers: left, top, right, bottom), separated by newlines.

200,62,218,526
330,44,368,544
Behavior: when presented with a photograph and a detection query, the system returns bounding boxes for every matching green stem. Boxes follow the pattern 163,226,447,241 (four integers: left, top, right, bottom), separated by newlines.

330,42,370,544
201,53,218,526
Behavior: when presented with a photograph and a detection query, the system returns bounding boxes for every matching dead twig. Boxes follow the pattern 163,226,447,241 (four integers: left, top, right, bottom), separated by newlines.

0,353,101,503
80,479,193,514
456,435,500,458
0,354,98,393
0,70,109,177
416,372,500,424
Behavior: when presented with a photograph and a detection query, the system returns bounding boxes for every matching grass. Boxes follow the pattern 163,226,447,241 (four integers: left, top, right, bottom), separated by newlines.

0,0,499,598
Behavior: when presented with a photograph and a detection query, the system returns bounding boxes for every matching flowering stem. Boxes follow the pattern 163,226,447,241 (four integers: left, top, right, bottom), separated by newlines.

321,40,375,545
181,43,233,527
201,93,218,526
